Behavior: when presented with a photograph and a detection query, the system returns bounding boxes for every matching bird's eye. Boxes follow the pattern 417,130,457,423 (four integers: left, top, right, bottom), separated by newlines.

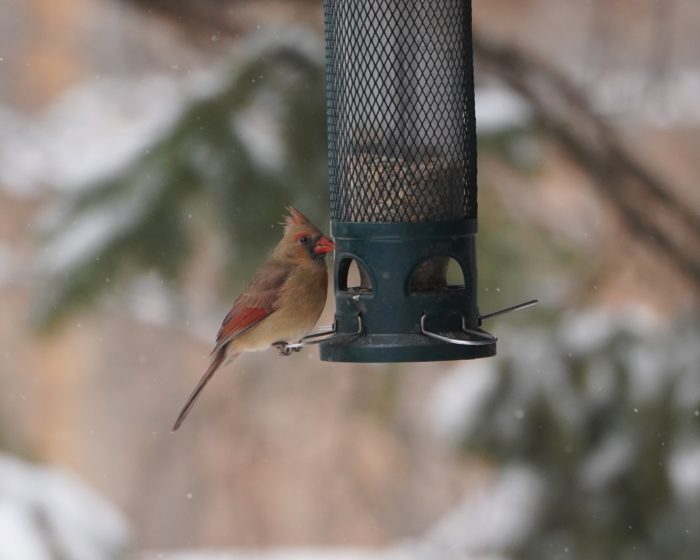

298,235,310,245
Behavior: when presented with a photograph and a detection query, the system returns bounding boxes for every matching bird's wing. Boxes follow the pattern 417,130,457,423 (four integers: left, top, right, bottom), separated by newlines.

213,261,292,352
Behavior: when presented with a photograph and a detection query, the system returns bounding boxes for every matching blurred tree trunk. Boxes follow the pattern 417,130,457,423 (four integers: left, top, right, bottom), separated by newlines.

22,0,93,467
21,0,89,107
648,0,676,94
30,325,93,469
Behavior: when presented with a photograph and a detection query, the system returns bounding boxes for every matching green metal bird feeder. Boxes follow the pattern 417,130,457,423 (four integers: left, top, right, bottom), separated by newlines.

312,0,535,362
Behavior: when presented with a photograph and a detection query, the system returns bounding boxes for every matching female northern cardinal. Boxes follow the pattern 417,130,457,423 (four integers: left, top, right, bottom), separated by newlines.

172,208,334,431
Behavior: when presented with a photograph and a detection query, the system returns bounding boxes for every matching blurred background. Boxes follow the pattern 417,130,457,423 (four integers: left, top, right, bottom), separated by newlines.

0,0,699,559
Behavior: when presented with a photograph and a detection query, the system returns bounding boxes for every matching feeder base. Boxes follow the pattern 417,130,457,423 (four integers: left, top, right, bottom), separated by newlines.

319,332,495,363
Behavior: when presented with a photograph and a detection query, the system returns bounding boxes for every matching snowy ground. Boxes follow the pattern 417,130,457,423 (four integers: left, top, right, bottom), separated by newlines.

0,454,130,560
136,550,506,560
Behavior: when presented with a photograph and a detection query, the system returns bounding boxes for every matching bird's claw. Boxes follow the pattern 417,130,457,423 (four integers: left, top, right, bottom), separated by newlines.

273,341,299,356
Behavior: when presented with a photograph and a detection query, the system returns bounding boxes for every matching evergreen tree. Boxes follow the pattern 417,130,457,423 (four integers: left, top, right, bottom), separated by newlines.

34,30,327,328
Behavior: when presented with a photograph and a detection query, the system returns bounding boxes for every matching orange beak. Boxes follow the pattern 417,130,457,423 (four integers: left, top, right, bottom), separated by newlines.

313,235,335,255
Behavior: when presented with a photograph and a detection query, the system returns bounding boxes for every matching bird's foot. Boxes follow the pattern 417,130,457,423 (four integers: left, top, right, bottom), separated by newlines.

273,341,293,356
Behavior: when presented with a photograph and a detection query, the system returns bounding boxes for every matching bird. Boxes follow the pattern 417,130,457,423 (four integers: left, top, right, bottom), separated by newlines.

172,207,334,431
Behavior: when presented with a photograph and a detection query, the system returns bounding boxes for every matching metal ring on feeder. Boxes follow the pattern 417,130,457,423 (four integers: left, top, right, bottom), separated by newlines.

419,314,497,347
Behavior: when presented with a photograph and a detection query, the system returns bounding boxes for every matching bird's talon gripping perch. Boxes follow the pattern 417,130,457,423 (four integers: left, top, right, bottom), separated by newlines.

273,341,293,356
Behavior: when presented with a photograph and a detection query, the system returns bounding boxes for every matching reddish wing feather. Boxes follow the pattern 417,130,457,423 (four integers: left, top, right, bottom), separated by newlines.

215,306,270,346
212,261,293,352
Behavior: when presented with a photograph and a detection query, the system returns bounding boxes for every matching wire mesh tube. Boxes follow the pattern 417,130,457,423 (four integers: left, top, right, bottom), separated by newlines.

325,0,478,224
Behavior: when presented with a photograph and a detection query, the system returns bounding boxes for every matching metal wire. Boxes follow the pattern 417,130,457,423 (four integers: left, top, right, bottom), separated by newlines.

325,0,477,223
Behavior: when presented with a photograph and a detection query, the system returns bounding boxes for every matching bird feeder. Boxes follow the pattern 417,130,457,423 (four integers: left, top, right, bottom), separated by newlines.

316,0,535,362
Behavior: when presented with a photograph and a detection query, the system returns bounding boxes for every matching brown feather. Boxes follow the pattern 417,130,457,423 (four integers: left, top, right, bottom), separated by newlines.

213,261,292,353
284,207,311,230
172,350,238,431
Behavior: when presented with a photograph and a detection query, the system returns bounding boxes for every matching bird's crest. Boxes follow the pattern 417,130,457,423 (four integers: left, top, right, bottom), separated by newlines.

283,207,311,231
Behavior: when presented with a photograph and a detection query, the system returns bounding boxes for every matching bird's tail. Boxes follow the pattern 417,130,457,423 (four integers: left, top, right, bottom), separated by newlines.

172,349,239,431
